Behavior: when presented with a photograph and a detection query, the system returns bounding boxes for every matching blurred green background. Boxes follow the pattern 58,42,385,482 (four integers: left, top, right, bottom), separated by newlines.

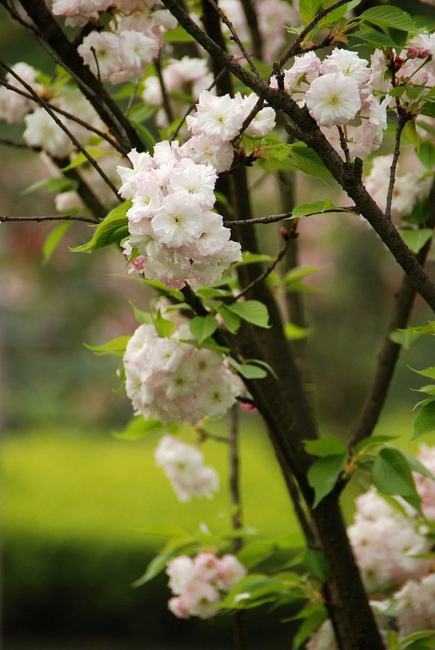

1,2,435,649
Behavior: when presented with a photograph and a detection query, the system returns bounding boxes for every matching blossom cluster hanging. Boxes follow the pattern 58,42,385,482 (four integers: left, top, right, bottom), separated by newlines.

123,323,242,424
155,435,219,502
166,552,246,619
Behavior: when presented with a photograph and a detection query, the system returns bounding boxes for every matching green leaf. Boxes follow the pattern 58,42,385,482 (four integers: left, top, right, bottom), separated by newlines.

308,453,347,508
418,141,435,170
360,6,417,32
61,147,109,172
318,0,361,26
164,26,195,43
220,574,290,610
355,434,399,453
305,436,347,457
372,447,421,512
292,200,336,219
351,29,399,50
390,321,435,349
284,322,310,341
218,306,242,334
410,366,435,380
292,604,327,650
303,548,330,582
299,0,322,25
235,251,274,266
85,335,130,357
237,540,276,569
399,228,433,253
141,278,184,301
130,302,152,324
133,541,197,587
189,315,218,344
131,120,155,150
71,201,130,253
226,301,270,328
413,400,435,440
287,143,332,179
228,357,268,380
22,176,78,196
112,417,163,441
153,311,175,338
42,221,71,262
421,98,435,118
399,449,435,480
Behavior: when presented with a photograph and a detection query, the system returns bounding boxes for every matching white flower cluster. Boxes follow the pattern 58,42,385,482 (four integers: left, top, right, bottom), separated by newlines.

220,0,298,63
143,57,213,127
118,89,275,287
365,150,433,220
123,323,242,424
167,552,246,619
155,435,219,502
348,488,432,594
275,48,389,159
0,63,42,124
393,573,435,636
77,7,176,85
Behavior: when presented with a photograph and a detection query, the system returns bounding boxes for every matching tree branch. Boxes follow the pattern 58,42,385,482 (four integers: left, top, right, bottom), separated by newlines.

154,56,174,124
0,214,98,224
0,60,121,201
0,79,128,154
385,112,408,221
225,207,356,226
240,0,262,60
12,0,143,151
233,236,290,300
277,0,349,69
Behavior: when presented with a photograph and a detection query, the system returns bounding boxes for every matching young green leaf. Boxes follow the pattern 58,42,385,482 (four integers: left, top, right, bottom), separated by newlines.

228,357,268,380
133,541,197,587
305,436,347,457
85,335,130,357
112,417,164,441
42,221,72,262
284,322,310,341
227,301,270,328
413,400,435,440
399,228,433,254
189,315,218,344
292,199,336,219
308,453,347,508
71,201,131,253
360,6,417,32
153,311,175,338
218,305,242,334
372,447,421,512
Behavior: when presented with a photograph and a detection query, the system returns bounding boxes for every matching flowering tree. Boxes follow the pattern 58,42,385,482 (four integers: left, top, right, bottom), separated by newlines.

1,0,435,648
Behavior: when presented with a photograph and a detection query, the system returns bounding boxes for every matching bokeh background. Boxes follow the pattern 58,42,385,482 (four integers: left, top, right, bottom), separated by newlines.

1,2,435,649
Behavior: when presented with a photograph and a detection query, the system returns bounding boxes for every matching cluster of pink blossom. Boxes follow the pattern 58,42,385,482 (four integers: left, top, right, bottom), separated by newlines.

155,435,219,502
77,8,175,85
274,48,389,160
166,552,246,619
142,57,213,126
219,0,298,63
123,323,242,424
347,487,432,594
365,149,433,220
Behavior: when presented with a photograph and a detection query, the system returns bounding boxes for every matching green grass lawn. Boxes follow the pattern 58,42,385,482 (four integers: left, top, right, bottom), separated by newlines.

2,410,434,646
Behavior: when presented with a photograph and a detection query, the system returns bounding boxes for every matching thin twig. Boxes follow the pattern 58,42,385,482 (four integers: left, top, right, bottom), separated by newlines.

385,112,408,221
0,137,40,151
0,79,127,154
154,56,174,124
233,237,290,300
205,0,260,76
240,0,262,60
0,214,98,224
337,125,351,165
278,0,349,69
196,427,230,443
224,206,356,226
0,61,122,201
